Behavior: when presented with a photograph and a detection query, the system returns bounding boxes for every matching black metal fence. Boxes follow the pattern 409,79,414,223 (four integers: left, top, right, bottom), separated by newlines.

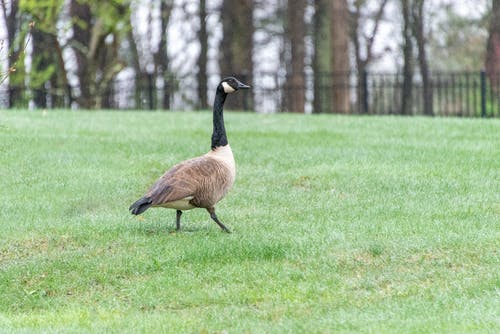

1,71,499,117
361,71,500,117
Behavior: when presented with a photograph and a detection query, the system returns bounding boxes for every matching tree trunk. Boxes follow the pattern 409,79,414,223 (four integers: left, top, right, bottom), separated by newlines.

285,0,306,113
219,0,254,110
401,0,413,115
352,0,365,114
486,0,500,89
51,35,71,108
1,0,24,107
156,1,172,110
128,29,147,109
31,28,49,108
197,0,208,109
312,0,331,113
412,0,433,116
69,0,93,108
331,0,350,113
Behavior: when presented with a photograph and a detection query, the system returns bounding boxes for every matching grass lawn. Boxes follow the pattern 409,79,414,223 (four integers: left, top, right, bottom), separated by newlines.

0,110,499,333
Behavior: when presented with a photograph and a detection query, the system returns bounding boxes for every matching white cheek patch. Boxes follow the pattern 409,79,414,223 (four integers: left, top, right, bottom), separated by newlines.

222,82,236,93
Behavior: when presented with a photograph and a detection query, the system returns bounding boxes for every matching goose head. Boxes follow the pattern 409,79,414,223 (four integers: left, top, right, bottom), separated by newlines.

219,77,250,94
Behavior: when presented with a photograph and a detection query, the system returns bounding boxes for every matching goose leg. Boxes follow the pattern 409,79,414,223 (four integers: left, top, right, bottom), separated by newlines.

207,207,231,233
176,210,182,231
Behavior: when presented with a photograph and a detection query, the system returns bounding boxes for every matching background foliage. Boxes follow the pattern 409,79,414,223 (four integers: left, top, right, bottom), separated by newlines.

0,0,499,114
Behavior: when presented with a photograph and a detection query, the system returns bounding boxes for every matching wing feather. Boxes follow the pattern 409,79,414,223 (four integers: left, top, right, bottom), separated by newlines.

146,156,223,206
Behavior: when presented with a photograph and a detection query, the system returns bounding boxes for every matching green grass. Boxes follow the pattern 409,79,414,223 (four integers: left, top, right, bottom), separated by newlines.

0,110,499,333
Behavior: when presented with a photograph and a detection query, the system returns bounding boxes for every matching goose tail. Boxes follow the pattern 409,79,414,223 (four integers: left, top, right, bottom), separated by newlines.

129,196,152,215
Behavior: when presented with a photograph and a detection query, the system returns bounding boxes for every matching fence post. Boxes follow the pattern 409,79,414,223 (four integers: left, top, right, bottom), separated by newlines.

480,70,487,117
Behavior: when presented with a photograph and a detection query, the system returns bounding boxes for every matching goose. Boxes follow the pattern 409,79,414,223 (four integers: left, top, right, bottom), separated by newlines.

129,77,250,233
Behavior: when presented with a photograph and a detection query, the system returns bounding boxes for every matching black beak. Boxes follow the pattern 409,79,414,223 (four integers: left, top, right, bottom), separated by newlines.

237,81,251,89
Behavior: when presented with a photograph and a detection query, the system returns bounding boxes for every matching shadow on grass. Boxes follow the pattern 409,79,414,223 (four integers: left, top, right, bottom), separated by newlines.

130,218,218,236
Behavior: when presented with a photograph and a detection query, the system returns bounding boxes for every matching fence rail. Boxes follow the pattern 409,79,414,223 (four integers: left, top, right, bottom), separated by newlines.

1,71,499,117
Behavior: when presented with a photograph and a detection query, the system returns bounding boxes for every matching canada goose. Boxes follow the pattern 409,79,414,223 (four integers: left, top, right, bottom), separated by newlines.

129,77,250,232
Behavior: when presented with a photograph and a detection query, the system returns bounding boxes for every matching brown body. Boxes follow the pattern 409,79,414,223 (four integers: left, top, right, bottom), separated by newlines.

147,145,235,211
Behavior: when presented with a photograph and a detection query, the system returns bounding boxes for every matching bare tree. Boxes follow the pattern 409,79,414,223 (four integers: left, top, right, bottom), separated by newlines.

219,0,254,110
285,0,306,113
1,0,23,106
486,0,500,88
197,0,208,109
312,0,331,113
412,0,433,116
156,0,172,109
401,0,413,115
127,17,147,109
331,0,350,113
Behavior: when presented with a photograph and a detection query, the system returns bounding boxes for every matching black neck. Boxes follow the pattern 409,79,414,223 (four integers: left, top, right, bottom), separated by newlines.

211,88,228,150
